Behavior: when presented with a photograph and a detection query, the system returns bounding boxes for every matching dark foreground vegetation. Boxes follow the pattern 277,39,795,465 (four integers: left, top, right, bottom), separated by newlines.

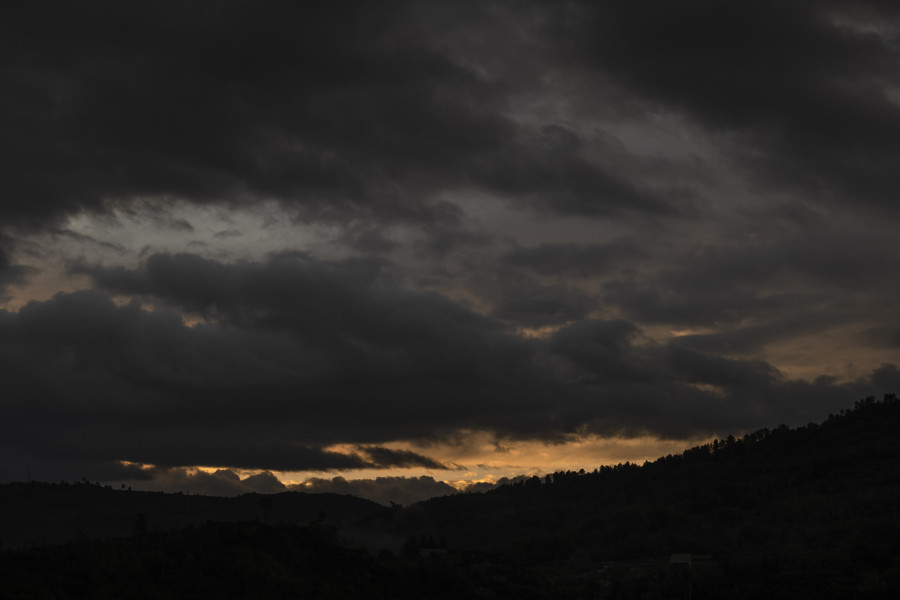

0,484,384,548
2,394,899,599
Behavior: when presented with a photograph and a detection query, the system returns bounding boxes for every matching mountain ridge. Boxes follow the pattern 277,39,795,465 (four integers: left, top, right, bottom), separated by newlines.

2,394,898,598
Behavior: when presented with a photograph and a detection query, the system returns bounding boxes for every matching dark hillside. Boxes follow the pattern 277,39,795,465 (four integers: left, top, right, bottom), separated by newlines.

364,394,900,597
0,484,384,548
1,520,407,600
2,395,898,598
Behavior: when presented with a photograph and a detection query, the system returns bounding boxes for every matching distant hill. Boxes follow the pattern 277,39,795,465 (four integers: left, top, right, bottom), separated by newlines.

0,484,384,548
2,394,898,598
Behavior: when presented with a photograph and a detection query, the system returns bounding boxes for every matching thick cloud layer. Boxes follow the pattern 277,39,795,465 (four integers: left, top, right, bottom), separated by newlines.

0,0,725,237
3,2,900,227
1,1,504,226
0,251,889,479
571,1,900,210
1,1,899,490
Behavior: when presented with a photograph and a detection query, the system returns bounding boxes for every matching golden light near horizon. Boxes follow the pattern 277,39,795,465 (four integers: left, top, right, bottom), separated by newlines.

274,434,715,490
113,432,717,498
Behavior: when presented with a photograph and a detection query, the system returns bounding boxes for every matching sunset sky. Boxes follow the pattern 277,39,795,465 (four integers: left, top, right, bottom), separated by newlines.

2,0,899,504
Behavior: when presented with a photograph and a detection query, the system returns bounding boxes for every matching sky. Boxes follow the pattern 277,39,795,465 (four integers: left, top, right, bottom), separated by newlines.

2,0,900,505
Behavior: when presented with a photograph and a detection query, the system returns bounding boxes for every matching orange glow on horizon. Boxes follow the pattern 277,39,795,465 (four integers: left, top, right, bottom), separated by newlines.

115,433,715,491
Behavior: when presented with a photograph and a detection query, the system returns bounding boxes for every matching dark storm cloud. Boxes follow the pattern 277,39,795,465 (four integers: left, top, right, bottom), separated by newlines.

500,239,643,278
0,289,405,471
76,253,899,441
3,0,899,236
75,253,553,441
602,277,799,329
0,0,704,239
0,254,548,471
412,217,494,257
603,231,900,326
51,229,127,253
0,451,155,486
76,253,532,390
549,319,643,381
863,327,900,349
358,447,451,471
872,363,900,392
469,124,683,218
491,282,598,327
487,240,644,328
0,238,30,299
0,251,892,476
0,278,453,471
570,0,900,210
546,319,879,438
0,1,506,228
2,0,899,485
340,226,400,255
663,344,782,391
674,312,836,356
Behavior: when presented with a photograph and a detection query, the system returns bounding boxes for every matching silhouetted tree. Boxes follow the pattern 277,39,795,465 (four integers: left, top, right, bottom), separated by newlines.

259,495,273,522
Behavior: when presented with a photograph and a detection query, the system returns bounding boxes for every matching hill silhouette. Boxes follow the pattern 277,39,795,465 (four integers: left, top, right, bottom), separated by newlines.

1,394,898,598
362,393,900,597
0,484,384,548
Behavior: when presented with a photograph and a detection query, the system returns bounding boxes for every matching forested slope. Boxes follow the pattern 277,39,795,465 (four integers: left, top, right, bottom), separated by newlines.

2,394,899,599
370,394,900,597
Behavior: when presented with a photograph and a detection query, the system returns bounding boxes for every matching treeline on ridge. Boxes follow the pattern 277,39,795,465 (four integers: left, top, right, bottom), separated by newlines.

2,394,899,599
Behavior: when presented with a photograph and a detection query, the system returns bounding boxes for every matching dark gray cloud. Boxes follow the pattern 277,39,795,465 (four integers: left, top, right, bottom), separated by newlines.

0,254,548,472
126,468,286,497
872,363,900,393
0,1,503,228
340,226,400,255
569,1,900,211
602,278,785,328
42,254,898,443
603,230,900,326
486,240,645,327
491,282,598,327
0,241,30,299
0,251,892,478
549,319,646,383
72,252,555,439
469,125,684,218
865,327,900,349
544,319,887,438
358,447,451,471
500,239,643,278
4,0,900,227
241,471,288,494
0,451,156,486
75,253,536,402
675,312,839,356
0,283,476,471
1,1,898,489
0,0,707,238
